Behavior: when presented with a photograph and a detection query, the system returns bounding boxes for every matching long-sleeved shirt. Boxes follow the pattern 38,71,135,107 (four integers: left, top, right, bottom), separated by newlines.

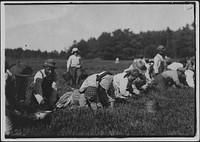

185,70,194,88
153,53,164,74
79,74,98,93
167,62,183,70
161,70,182,86
79,72,114,103
67,54,82,70
79,71,113,93
113,72,140,99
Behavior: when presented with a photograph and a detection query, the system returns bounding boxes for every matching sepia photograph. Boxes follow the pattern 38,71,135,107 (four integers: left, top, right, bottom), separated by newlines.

1,1,199,141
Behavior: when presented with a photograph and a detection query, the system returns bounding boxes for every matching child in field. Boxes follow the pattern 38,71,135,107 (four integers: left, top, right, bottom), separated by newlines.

124,59,152,92
113,69,141,99
79,71,115,113
67,48,83,86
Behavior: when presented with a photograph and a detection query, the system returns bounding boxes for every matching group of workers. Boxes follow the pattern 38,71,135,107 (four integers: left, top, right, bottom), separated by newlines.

56,45,195,115
4,45,195,136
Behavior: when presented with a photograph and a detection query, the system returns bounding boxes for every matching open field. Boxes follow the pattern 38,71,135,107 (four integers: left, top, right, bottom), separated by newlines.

5,58,196,138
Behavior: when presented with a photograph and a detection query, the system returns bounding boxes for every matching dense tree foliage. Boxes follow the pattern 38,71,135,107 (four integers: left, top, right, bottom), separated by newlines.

5,23,195,60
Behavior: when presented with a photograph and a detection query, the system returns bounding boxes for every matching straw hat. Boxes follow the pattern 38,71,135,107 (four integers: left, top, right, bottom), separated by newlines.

9,61,33,77
43,59,57,68
132,59,147,72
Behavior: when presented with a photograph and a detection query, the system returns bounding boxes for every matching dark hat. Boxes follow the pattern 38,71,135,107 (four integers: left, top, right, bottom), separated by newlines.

9,61,33,77
149,60,154,64
43,59,57,68
157,45,165,51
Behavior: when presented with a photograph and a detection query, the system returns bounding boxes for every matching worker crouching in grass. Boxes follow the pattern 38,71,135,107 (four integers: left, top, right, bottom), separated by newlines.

124,59,154,95
78,71,115,114
161,67,187,89
30,59,59,112
5,61,33,136
113,69,140,100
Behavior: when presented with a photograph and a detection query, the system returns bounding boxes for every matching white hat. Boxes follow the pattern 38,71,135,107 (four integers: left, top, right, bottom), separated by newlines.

157,45,165,52
71,48,79,53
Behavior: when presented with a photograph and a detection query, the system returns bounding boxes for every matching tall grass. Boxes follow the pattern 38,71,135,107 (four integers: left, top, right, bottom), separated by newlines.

6,58,196,137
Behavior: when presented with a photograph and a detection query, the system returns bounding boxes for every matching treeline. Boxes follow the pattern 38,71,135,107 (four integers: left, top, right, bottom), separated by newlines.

5,23,195,60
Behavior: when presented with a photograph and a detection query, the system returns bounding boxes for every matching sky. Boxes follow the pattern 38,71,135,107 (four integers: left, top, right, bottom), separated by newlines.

3,2,195,52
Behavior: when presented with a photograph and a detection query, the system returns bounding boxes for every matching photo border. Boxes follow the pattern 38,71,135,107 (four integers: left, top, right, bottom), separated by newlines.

1,1,199,141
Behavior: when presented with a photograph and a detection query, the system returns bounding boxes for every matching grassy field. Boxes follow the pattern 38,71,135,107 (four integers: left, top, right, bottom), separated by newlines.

5,58,196,138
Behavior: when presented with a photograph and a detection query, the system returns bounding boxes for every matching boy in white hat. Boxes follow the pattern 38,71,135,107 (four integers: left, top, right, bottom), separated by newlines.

67,48,83,86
